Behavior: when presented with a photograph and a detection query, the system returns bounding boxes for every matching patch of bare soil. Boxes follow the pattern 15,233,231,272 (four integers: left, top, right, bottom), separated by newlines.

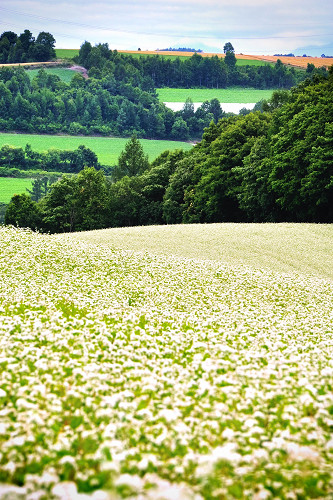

70,65,89,79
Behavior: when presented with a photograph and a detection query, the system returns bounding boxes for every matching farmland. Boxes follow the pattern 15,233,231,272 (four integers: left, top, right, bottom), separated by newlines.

98,50,333,69
71,223,333,281
0,134,193,166
55,48,273,66
0,224,332,499
55,49,80,59
0,178,32,203
157,87,276,103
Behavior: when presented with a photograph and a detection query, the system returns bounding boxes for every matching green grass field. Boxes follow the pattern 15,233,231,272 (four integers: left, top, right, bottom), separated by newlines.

0,177,32,203
0,224,332,499
235,58,274,66
26,67,77,84
0,134,193,166
157,86,276,103
55,48,79,59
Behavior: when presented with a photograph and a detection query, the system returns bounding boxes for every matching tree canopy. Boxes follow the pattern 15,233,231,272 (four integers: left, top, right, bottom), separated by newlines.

0,29,56,63
114,134,150,180
5,66,333,231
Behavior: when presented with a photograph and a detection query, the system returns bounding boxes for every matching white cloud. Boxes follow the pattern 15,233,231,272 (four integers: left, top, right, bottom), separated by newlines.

0,0,332,54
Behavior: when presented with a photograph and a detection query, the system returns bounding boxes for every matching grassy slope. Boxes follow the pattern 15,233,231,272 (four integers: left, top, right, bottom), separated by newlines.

0,134,193,166
157,87,276,103
68,223,333,281
0,177,32,203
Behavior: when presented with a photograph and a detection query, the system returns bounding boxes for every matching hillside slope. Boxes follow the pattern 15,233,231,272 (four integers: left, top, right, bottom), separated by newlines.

0,225,333,499
65,223,333,281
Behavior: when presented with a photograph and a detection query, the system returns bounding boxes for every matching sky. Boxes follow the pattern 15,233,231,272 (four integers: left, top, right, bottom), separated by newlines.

1,0,333,56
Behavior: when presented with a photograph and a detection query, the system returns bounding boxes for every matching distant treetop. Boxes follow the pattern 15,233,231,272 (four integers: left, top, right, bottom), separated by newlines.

223,42,235,54
157,47,203,53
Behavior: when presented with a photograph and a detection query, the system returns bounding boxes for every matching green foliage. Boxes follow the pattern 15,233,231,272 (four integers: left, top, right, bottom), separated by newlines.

0,65,221,140
114,135,150,180
3,65,332,230
4,193,40,228
0,29,55,64
224,51,237,69
26,176,51,202
265,72,333,221
41,167,108,232
78,39,302,90
223,42,235,54
164,112,271,223
0,142,99,174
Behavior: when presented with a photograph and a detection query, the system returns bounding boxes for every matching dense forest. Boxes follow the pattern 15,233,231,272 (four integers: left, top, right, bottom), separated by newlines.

0,36,326,140
0,30,56,63
76,41,310,89
0,55,325,141
6,68,333,228
0,65,231,139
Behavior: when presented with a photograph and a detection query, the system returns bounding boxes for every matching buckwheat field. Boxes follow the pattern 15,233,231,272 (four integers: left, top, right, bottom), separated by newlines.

0,225,333,500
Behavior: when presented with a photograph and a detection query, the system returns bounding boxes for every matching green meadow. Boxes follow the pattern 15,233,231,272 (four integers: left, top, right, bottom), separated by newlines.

157,86,276,103
0,134,193,166
55,48,79,59
0,177,32,203
26,67,77,84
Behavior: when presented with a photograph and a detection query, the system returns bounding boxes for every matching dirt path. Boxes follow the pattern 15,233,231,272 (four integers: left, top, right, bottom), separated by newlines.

0,61,60,68
69,65,89,79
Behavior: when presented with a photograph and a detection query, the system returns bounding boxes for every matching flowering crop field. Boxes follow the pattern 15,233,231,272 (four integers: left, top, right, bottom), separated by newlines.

0,225,333,500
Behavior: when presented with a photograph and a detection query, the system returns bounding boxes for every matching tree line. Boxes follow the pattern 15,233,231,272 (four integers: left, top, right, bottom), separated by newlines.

0,66,231,140
5,68,333,229
0,30,56,64
76,41,321,89
0,144,100,176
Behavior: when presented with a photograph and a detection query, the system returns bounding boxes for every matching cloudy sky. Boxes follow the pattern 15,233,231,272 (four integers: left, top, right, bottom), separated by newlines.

1,0,333,56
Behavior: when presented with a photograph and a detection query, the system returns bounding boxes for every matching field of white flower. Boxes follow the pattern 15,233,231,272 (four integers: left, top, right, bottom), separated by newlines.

0,225,333,500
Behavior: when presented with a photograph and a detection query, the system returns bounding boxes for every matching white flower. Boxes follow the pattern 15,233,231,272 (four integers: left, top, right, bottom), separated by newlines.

222,428,235,439
115,473,143,491
52,482,77,499
285,442,320,462
253,488,271,500
59,456,76,465
159,408,181,422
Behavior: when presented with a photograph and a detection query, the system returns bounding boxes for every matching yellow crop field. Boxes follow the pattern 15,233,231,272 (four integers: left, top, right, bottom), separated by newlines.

119,50,333,69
